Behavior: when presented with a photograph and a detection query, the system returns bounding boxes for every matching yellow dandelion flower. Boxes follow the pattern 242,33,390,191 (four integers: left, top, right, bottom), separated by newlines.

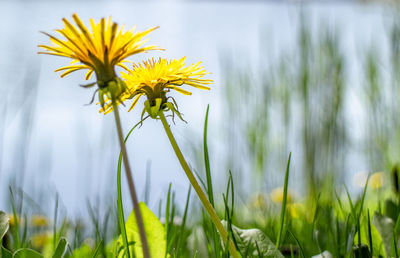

38,13,161,105
270,187,293,204
8,214,22,227
30,215,49,227
370,171,385,190
353,171,385,190
287,203,305,219
31,232,50,249
248,193,268,209
100,57,213,119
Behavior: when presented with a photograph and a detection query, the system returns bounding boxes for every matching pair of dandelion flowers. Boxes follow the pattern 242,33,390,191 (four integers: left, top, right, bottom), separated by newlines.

38,14,212,117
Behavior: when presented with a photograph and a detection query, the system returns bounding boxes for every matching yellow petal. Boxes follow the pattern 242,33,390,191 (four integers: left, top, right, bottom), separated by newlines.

128,94,143,112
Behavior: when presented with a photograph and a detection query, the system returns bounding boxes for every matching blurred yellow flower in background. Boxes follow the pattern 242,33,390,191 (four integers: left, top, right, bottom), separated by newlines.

370,171,384,190
352,171,385,190
8,214,22,227
30,215,49,227
248,193,268,209
287,203,305,219
100,57,212,117
270,187,293,204
31,232,50,249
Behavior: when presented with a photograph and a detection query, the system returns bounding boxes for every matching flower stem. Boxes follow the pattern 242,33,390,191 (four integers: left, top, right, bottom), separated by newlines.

112,102,151,258
159,112,240,258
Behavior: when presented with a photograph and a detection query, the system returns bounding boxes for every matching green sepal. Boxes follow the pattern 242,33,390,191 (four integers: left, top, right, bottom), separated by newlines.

144,98,163,119
164,102,186,123
97,78,127,107
142,96,187,123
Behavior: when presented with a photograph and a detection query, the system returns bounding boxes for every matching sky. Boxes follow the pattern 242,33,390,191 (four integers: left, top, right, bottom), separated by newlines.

0,1,391,215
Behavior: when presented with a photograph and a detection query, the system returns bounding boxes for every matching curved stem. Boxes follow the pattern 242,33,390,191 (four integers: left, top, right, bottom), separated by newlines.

112,102,150,258
159,112,240,258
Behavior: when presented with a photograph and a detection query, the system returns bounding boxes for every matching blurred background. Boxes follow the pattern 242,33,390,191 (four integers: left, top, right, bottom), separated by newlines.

0,1,398,222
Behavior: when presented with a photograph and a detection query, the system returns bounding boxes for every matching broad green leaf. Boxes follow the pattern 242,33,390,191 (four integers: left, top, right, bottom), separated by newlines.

0,211,9,241
52,237,67,258
117,202,166,258
222,221,284,257
355,215,385,257
2,246,13,258
385,199,398,222
12,248,43,258
71,244,92,258
373,211,394,257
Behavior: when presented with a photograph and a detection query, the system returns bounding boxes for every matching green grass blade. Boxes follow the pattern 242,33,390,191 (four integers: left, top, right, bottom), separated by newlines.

193,169,207,191
276,152,291,249
228,171,235,220
53,193,59,249
144,161,151,205
367,210,373,256
344,185,356,221
358,175,370,217
203,104,214,207
336,216,341,256
175,186,191,258
288,229,306,258
116,117,148,258
158,200,162,220
92,239,102,258
222,193,239,252
165,183,172,256
357,174,370,245
9,187,20,249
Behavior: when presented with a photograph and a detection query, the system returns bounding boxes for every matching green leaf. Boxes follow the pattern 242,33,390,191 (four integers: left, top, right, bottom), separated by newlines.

222,221,284,258
385,199,398,222
71,244,92,258
373,211,394,257
356,213,385,257
52,237,67,258
0,211,9,241
12,248,43,258
117,202,166,258
2,246,13,258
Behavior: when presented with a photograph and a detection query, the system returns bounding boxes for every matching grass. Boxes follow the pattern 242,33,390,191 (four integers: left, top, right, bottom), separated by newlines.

2,105,399,257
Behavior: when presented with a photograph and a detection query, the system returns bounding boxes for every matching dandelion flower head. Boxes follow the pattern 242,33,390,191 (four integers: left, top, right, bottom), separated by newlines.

30,215,49,228
31,232,51,250
38,14,161,104
270,187,293,204
101,57,213,119
370,171,384,190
